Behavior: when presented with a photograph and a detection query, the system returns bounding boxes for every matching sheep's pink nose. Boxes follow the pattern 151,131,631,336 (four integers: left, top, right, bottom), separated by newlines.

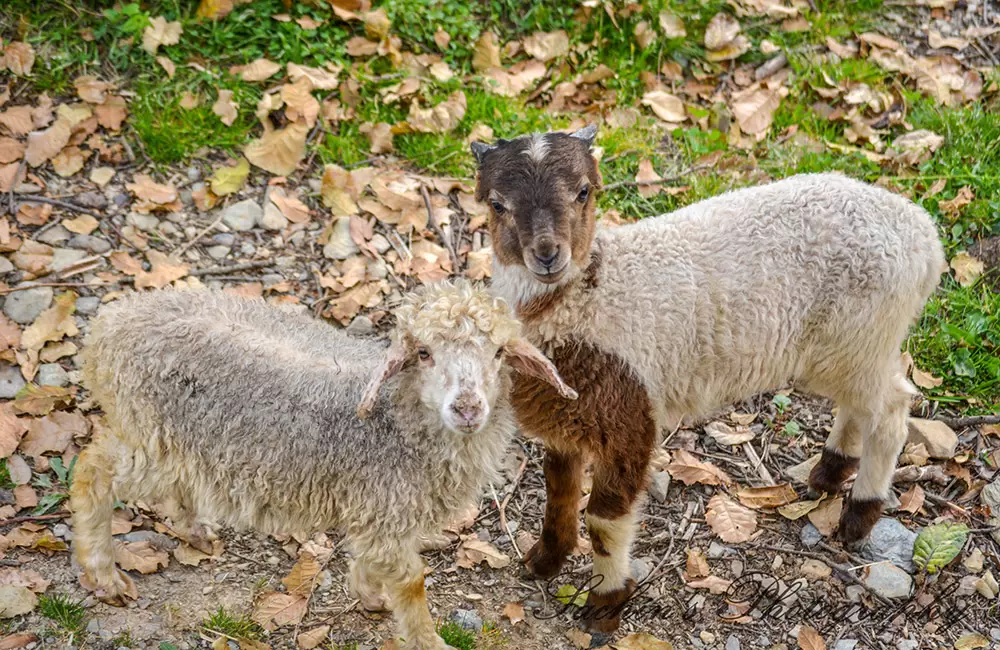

450,401,483,426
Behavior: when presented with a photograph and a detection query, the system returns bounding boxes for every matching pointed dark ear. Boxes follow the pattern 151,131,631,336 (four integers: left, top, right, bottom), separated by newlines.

358,340,411,419
470,141,496,165
503,338,578,400
571,124,598,148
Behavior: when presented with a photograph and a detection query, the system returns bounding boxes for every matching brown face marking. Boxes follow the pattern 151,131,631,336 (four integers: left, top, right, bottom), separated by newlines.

809,448,860,495
838,497,883,544
582,578,637,634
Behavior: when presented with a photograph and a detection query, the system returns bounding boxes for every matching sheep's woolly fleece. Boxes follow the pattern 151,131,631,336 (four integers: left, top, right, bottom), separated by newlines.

396,278,522,346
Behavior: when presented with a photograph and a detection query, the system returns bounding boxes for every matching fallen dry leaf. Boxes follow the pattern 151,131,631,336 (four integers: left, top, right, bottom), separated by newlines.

173,541,223,566
0,405,27,458
950,252,984,287
473,32,502,71
737,484,798,509
502,602,525,626
156,56,176,78
0,568,50,594
635,159,662,199
798,625,826,650
282,552,321,595
127,174,178,204
685,548,710,578
244,120,309,176
21,291,78,352
731,87,782,135
665,449,731,486
135,250,189,290
281,78,320,127
253,591,307,630
6,456,30,485
213,89,239,127
706,494,758,543
95,96,128,131
778,497,823,520
406,91,466,133
270,189,311,224
939,186,974,218
606,633,674,650
685,575,732,594
523,30,569,62
24,118,72,167
20,410,87,458
296,626,330,650
142,16,183,55
641,90,686,123
0,586,36,618
807,496,843,536
456,538,511,569
659,12,686,38
114,540,169,574
62,215,99,235
912,365,943,389
704,421,755,446
210,157,250,196
11,385,75,417
899,484,925,513
3,43,35,77
231,58,282,82
287,62,339,90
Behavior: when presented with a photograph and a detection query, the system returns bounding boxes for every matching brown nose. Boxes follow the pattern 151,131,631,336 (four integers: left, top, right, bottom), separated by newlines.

533,244,559,268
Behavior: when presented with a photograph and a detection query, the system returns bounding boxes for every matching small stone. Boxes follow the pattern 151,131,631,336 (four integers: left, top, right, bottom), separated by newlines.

834,641,858,650
630,557,652,584
708,541,729,559
648,470,671,503
370,233,392,254
239,242,256,257
126,212,161,233
990,628,1000,642
756,637,771,647
864,562,912,599
0,363,26,399
957,575,980,596
38,363,70,388
845,585,864,602
260,202,289,231
861,518,917,573
895,640,917,650
187,166,202,181
906,418,958,459
37,224,72,246
207,245,231,261
450,609,483,632
86,620,100,634
52,523,72,540
67,234,112,254
699,631,716,644
4,286,53,324
212,233,236,247
75,191,107,210
222,199,262,232
75,296,100,315
0,258,12,274
50,248,88,272
800,558,831,580
322,216,359,260
963,547,984,573
800,523,823,548
726,634,741,650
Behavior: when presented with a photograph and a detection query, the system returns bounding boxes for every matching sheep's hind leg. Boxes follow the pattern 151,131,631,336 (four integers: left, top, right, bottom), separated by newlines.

523,448,583,579
349,559,389,612
809,406,864,495
839,381,912,543
363,548,448,650
69,436,136,605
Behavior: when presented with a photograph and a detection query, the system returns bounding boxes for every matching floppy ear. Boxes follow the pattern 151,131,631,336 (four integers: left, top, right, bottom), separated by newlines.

503,338,578,400
571,124,598,148
357,341,410,419
470,141,496,164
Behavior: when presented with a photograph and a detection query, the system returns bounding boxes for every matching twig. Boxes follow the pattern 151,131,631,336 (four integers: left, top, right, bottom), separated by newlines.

189,260,276,277
6,158,27,216
225,549,267,566
743,441,776,486
601,164,710,192
1,511,70,526
173,211,226,257
13,194,102,219
761,544,890,606
934,414,1000,428
421,185,458,273
0,281,117,295
491,483,522,560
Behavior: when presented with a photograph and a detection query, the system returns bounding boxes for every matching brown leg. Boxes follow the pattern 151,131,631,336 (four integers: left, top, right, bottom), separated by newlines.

809,406,863,495
523,448,583,579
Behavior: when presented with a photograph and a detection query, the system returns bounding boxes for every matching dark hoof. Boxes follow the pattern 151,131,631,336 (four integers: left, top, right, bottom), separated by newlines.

521,541,568,580
808,449,859,495
581,578,636,635
587,631,612,648
837,498,883,544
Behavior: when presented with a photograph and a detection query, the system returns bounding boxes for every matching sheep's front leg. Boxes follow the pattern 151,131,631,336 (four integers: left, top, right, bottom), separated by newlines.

580,439,653,637
364,550,447,650
349,559,389,612
523,448,583,579
809,406,863,495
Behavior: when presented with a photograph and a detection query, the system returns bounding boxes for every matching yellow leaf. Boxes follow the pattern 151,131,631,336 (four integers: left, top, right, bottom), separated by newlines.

950,252,983,287
21,292,78,352
210,157,250,196
62,215,99,235
135,250,189,290
472,32,501,71
737,483,799,509
197,0,234,19
777,497,823,520
281,552,321,595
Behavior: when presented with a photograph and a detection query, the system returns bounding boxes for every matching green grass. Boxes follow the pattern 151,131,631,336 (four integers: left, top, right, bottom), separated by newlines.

437,621,477,650
202,607,264,641
38,593,88,635
0,460,14,490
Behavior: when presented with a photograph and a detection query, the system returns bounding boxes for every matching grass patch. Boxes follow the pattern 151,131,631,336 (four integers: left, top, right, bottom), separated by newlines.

437,621,477,650
38,593,87,635
203,607,265,641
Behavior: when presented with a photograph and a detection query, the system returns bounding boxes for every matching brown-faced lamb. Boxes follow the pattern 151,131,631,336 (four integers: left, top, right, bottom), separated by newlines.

70,280,575,650
471,125,944,636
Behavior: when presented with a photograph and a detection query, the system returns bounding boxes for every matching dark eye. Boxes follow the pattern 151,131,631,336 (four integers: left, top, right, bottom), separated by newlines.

577,186,590,203
495,348,504,360
490,200,505,214
417,347,431,361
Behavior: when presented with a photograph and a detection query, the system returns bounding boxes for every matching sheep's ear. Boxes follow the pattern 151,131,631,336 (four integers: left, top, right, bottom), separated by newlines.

571,124,598,148
357,341,409,419
503,338,578,400
470,141,496,165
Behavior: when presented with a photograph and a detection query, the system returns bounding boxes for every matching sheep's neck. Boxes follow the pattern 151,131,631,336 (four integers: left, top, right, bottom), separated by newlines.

492,241,602,323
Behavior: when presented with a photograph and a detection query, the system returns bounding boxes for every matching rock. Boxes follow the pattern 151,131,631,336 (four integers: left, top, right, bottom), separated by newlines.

906,419,958,459
75,191,107,209
450,609,482,632
50,248,88,272
991,628,1000,642
648,470,671,503
699,631,716,644
756,637,771,647
222,199,262,232
37,224,71,246
896,640,917,650
126,212,161,233
834,641,858,650
239,242,256,257
260,202,289,231
75,296,100,315
630,557,652,584
322,216,359,260
708,541,730,559
0,257,12,274
863,562,912,599
800,523,822,548
121,530,178,549
67,234,112,254
370,233,392,254
207,245,231,261
957,574,980,596
4,286,53,324
860,518,917,573
187,166,202,182
883,490,900,512
346,316,373,337
963,547,984,572
845,585,864,602
800,558,831,580
726,635,741,650
52,523,72,540
38,364,70,387
0,363,26,399
212,233,236,247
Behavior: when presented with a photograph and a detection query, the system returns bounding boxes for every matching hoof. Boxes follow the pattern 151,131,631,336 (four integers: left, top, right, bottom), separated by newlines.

808,449,859,496
581,578,636,635
82,568,138,606
837,498,883,544
521,541,568,580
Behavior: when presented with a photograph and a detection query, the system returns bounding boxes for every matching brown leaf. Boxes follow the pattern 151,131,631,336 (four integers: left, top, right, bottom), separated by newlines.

685,575,732,594
197,0,234,19
142,17,183,55
156,56,176,79
798,625,826,650
950,252,983,287
345,37,378,57
109,251,143,276
11,240,53,275
359,122,393,154
62,215,99,235
73,75,109,104
24,118,72,167
0,107,34,137
777,497,823,520
705,13,741,50
482,60,547,96
0,586,36,618
252,591,307,630
939,186,974,218
659,12,686,38
634,160,663,199
40,341,77,364
685,548,710,578
213,89,239,127
114,540,169,573
502,602,525,626
287,62,339,90
3,43,35,77
244,121,308,176
296,626,330,650
473,32,502,71
466,249,492,281
127,174,178,204
566,628,592,649
641,90,686,123
0,315,20,353
0,633,39,649
95,96,128,131
6,455,30,485
899,484,925,513
270,189,311,224
665,449,732,486
11,385,75,417
456,538,511,569
173,540,224,566
737,484,799,509
0,138,25,165
20,410,87,458
806,496,843,536
281,78,320,128
608,633,674,649
230,58,282,82
135,250,189,290
282,552,321,595
0,405,26,458
706,494,758,543
889,129,944,166
21,291,78,352
405,91,466,133
731,88,782,135
13,485,36,510
704,421,755,445
523,30,569,62
912,365,943,389
0,568,50,594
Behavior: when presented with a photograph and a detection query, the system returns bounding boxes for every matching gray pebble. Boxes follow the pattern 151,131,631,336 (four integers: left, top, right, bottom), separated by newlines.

800,523,823,548
260,202,289,231
895,640,917,650
0,363,26,399
630,557,652,584
0,257,12,274
346,315,374,337
126,212,160,233
708,541,730,559
322,216,359,260
50,248,88,272
212,233,236,247
863,562,912,599
75,191,107,209
38,363,70,387
207,245,231,261
76,296,101,315
4,286,53,324
113,192,130,208
370,233,392,254
450,608,483,632
834,641,858,650
37,224,71,246
222,199,262,232
648,470,671,503
52,523,72,540
726,634,741,650
187,166,202,182
239,242,256,257
67,234,112,254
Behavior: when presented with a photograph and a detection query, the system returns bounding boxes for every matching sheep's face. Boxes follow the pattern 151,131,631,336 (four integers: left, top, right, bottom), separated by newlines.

357,280,578,430
472,125,600,285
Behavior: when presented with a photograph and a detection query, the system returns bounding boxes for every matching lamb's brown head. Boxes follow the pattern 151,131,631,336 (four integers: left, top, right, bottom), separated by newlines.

472,125,600,285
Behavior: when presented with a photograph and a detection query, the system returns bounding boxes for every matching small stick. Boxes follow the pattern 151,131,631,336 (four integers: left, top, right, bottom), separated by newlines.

189,260,276,277
13,194,103,219
6,158,27,215
743,441,776,486
173,211,225,257
761,544,890,606
421,185,458,273
601,164,710,192
934,414,1000,428
0,511,70,526
0,281,117,295
491,483,522,559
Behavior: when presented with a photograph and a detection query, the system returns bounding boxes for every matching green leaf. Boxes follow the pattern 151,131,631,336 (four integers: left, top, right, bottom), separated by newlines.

554,584,588,607
772,394,792,413
32,493,67,516
210,157,250,196
912,522,969,574
159,644,180,650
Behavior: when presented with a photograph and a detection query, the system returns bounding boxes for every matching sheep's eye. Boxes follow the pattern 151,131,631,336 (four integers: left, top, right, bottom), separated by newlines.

417,347,431,361
495,348,504,360
577,186,590,203
490,200,506,214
